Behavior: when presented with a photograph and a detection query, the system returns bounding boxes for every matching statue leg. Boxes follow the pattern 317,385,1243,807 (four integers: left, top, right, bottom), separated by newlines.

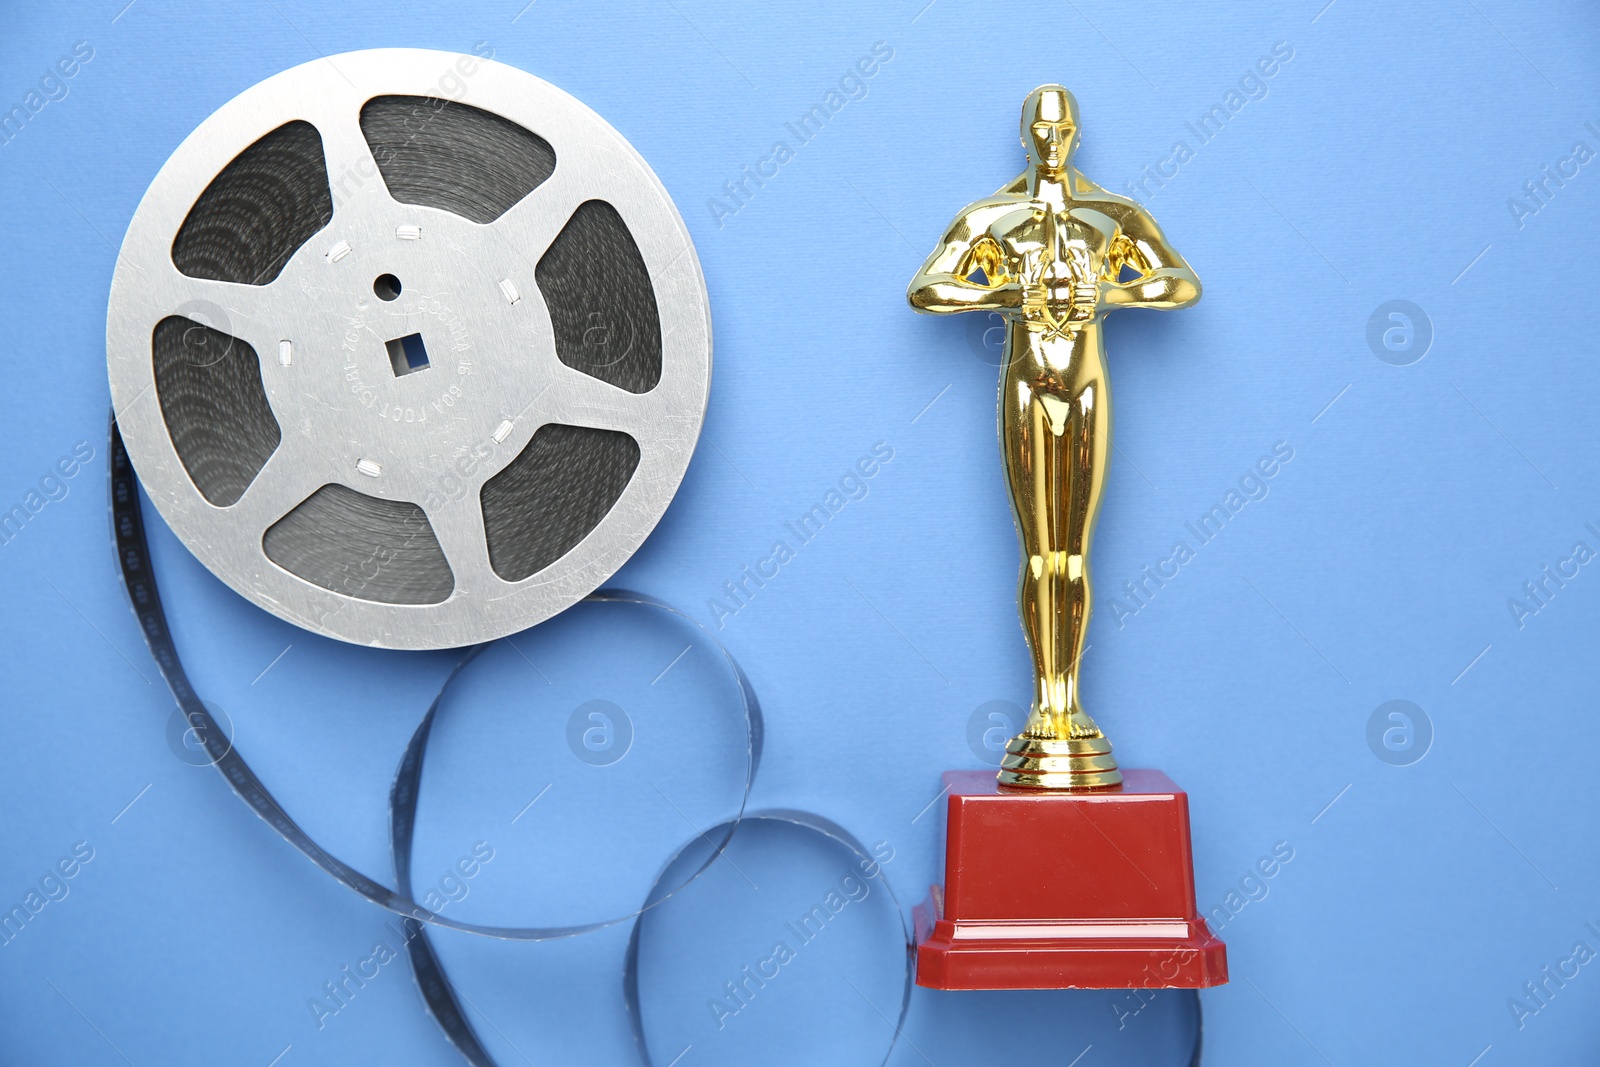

1008,379,1104,740
999,339,1119,788
1005,375,1065,728
1035,384,1066,729
1061,377,1104,734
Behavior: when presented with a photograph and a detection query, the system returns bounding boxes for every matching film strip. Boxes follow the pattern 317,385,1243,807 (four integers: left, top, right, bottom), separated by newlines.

114,422,915,1064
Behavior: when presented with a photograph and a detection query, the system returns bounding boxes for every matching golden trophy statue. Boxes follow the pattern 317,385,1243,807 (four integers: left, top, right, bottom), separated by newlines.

906,86,1225,991
908,86,1201,790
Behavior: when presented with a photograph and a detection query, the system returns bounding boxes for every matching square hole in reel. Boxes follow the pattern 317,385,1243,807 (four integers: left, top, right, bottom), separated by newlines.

386,332,431,376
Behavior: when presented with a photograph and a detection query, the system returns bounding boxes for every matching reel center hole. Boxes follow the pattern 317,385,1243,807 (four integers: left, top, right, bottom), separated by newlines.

386,332,430,376
374,273,402,301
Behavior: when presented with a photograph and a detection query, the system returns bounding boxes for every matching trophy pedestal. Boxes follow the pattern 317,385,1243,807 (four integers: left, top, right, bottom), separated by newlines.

914,769,1227,990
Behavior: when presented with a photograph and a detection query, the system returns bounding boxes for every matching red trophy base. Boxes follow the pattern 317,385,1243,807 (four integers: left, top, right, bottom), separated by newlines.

914,768,1227,990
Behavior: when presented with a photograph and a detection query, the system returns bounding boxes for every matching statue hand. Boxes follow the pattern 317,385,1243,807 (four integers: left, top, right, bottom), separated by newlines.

1008,278,1053,314
1065,282,1099,323
993,280,1027,310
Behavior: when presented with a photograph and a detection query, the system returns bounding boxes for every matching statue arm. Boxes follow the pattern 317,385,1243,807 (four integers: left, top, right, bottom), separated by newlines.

907,211,1020,315
1099,205,1201,311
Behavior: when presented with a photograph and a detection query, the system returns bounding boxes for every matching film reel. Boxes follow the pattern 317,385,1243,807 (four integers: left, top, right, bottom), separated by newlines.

107,48,711,649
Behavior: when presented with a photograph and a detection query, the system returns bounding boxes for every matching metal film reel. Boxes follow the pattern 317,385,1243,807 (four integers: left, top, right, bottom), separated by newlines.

108,48,711,649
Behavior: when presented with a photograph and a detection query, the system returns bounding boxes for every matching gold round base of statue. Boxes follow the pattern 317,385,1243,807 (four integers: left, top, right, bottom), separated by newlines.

999,734,1122,790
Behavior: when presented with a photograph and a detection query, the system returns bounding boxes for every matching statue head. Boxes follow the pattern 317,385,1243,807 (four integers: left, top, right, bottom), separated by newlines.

1021,85,1080,175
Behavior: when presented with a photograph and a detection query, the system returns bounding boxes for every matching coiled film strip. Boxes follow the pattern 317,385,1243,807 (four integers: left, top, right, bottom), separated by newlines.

112,424,914,1065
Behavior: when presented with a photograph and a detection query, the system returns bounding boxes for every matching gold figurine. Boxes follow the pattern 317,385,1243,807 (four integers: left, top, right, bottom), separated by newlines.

908,86,1201,789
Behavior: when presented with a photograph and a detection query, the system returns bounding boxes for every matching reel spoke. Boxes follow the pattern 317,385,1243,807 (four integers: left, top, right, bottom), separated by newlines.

225,432,338,533
157,266,294,361
488,165,601,275
540,361,658,437
420,493,494,596
309,99,386,214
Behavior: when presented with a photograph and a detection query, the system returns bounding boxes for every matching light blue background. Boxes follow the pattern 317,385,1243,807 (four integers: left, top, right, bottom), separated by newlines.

2,1,1597,1064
